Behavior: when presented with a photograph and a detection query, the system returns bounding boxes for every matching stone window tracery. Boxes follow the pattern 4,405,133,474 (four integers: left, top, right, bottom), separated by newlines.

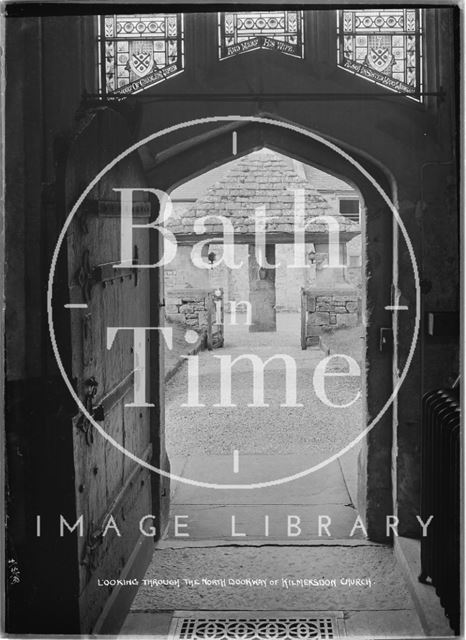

337,9,423,100
98,14,184,96
218,11,304,60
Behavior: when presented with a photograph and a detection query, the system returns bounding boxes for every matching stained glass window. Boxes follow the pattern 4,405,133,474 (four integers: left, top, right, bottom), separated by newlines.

337,9,423,99
98,14,184,96
218,11,304,60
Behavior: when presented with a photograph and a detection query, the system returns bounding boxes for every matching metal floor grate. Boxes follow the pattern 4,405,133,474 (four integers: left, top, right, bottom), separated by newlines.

168,611,346,640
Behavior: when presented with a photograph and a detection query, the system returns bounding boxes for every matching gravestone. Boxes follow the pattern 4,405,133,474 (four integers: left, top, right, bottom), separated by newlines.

248,244,277,332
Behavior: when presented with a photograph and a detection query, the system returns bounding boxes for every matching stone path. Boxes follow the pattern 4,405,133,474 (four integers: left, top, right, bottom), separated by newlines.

164,314,363,541
168,453,361,541
163,314,364,541
122,315,423,638
165,314,363,460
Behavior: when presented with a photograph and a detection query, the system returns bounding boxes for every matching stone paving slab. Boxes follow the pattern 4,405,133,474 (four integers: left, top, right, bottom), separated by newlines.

156,539,381,548
344,610,425,638
170,455,351,505
165,503,363,540
131,546,414,612
121,611,172,637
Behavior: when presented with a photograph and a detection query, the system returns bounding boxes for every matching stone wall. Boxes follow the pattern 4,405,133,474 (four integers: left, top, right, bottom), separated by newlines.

303,288,361,332
166,288,210,330
166,287,224,348
165,243,324,312
165,246,211,290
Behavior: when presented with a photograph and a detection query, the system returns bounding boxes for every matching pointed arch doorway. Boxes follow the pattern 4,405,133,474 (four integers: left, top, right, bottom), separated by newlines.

145,118,395,543
61,114,396,633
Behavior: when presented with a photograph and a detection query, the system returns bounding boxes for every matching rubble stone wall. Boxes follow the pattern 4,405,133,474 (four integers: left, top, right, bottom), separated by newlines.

304,289,361,331
166,289,210,331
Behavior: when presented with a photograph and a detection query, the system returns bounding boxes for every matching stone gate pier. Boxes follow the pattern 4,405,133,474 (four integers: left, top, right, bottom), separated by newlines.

301,265,361,349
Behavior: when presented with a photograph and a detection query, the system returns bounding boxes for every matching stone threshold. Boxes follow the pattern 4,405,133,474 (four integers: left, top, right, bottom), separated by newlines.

156,538,386,549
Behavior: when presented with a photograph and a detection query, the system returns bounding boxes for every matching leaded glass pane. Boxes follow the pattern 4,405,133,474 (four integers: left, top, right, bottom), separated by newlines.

97,14,184,96
218,11,304,60
337,9,423,100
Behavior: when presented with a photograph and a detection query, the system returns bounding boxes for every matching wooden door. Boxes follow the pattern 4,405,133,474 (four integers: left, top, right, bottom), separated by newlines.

63,109,160,633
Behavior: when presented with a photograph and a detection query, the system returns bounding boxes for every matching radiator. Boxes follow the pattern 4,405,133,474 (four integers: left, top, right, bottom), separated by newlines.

420,388,460,634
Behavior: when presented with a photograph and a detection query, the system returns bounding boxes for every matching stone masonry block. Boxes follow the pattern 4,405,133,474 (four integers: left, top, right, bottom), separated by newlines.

336,312,359,327
329,314,337,325
181,295,204,304
317,302,330,311
179,304,194,314
307,296,316,312
346,300,359,313
315,312,330,325
197,311,207,326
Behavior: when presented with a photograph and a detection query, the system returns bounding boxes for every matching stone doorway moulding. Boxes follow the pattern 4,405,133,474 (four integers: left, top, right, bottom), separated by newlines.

146,119,394,542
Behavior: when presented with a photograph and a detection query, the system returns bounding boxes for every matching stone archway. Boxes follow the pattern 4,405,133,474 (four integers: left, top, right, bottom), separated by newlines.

146,118,394,542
